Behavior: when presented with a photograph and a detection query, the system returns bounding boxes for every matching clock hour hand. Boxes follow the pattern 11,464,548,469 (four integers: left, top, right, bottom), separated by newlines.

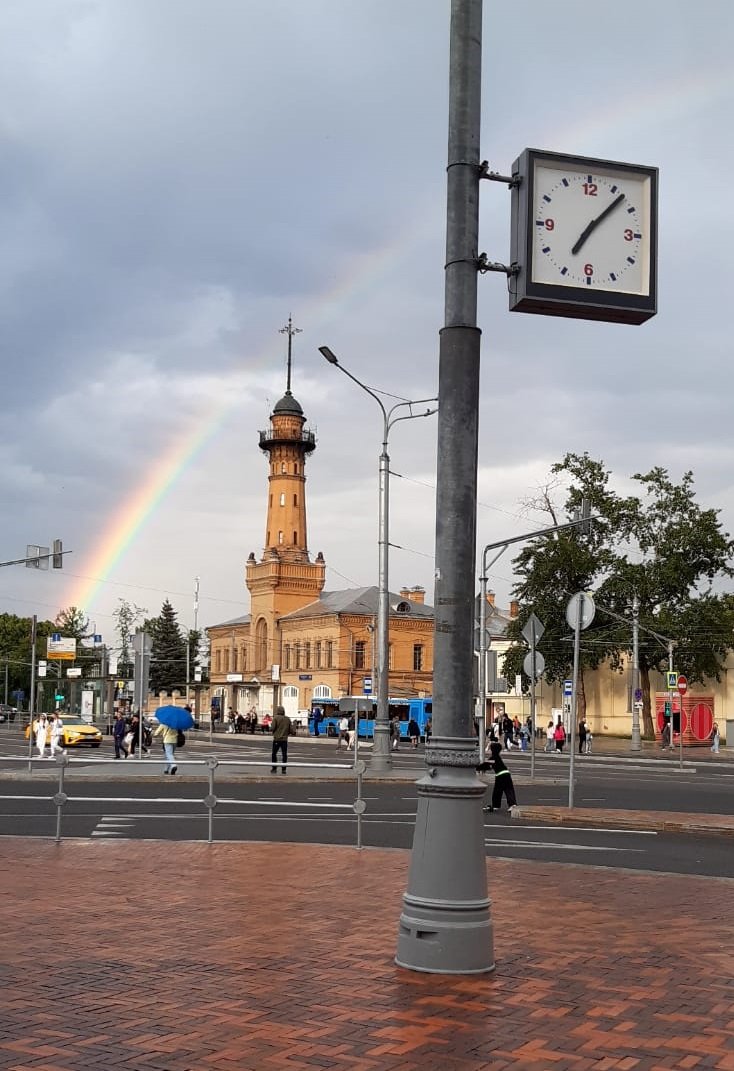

571,191,625,255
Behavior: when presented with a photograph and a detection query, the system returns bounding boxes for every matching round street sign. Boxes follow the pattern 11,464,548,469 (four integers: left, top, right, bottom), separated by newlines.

523,650,545,680
677,674,688,696
566,591,595,631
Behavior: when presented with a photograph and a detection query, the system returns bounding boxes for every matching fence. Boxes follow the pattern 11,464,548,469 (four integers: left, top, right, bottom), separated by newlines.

0,754,368,847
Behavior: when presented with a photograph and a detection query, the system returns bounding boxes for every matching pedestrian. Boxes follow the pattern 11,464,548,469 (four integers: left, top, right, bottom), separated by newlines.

578,717,587,755
249,709,258,734
227,708,236,734
154,720,179,775
408,717,420,748
270,704,292,774
36,714,49,758
585,728,593,754
545,720,555,753
661,721,670,749
425,717,432,740
502,714,514,750
128,712,142,756
112,711,128,759
49,712,64,757
211,706,220,733
346,714,356,750
554,718,566,753
477,741,517,813
337,713,349,750
390,715,400,751
710,720,720,754
312,705,322,737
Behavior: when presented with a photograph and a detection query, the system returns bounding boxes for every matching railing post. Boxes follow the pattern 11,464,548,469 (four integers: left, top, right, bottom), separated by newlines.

52,753,69,844
204,756,219,844
354,759,366,849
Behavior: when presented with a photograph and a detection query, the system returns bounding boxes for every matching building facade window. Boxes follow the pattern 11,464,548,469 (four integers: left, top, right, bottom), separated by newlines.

294,642,301,669
355,640,366,669
280,492,285,506
256,619,267,670
284,644,291,670
304,642,311,669
413,644,424,672
278,531,284,544
215,649,221,674
232,648,238,672
241,645,247,672
326,640,334,668
388,643,394,670
315,641,322,668
293,494,298,506
224,649,230,673
313,684,332,699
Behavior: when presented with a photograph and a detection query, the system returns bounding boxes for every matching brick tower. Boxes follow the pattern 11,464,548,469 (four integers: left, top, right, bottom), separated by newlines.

245,319,326,681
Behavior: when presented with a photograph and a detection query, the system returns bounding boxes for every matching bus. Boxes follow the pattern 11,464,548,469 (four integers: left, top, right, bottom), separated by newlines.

309,697,432,741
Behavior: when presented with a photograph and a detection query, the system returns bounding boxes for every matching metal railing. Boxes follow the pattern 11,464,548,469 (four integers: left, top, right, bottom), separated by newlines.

0,754,368,848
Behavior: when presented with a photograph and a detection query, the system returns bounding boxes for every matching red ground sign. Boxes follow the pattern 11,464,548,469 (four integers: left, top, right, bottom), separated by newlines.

677,674,688,695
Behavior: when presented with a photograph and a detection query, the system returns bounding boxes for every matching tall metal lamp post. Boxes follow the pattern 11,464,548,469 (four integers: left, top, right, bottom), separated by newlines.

319,346,437,772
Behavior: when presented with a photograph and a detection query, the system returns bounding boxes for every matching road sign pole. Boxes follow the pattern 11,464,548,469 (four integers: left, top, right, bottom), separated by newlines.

677,674,688,770
529,619,537,781
630,594,641,751
568,598,582,808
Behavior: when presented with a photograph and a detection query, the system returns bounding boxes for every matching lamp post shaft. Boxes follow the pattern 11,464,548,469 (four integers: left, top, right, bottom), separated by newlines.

372,437,391,769
397,0,494,975
631,593,641,751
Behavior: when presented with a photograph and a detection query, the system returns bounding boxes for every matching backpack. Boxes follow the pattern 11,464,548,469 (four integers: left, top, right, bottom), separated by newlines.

176,730,186,748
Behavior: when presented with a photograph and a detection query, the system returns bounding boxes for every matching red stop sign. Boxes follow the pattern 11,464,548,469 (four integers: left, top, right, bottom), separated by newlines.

677,674,688,695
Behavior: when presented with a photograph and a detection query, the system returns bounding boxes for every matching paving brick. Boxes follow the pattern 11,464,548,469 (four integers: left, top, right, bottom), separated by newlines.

0,840,733,1070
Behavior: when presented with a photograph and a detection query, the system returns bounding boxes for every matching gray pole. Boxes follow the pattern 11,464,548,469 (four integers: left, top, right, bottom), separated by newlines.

27,615,37,771
568,599,582,808
397,0,493,974
667,640,674,751
631,593,641,751
477,570,487,763
529,618,537,780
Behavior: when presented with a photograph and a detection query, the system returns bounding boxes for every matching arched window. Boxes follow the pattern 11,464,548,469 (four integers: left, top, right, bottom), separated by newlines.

256,619,267,670
283,685,298,698
313,684,332,699
280,492,285,506
278,531,284,544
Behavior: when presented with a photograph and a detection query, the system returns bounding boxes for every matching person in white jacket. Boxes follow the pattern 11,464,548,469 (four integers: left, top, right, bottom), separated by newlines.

49,713,65,757
36,714,49,758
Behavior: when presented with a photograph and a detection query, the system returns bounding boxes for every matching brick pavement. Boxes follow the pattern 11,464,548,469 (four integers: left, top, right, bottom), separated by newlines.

2,840,734,1070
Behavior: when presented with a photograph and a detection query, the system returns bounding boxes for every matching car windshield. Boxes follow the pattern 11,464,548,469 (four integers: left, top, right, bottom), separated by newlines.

59,717,93,727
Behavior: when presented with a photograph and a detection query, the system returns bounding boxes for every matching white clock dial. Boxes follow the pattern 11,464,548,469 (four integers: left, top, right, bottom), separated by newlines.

531,164,650,295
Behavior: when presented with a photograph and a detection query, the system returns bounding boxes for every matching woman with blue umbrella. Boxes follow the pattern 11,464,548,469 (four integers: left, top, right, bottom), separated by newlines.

153,705,194,776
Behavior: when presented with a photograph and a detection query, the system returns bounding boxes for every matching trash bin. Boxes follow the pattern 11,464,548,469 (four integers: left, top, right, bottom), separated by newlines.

726,719,734,750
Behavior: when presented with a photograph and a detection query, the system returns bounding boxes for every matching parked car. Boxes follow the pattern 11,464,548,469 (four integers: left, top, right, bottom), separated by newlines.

0,704,18,723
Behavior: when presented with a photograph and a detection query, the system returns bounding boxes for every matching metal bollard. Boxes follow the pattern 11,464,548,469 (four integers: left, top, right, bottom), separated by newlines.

53,753,69,844
204,756,219,844
353,759,366,849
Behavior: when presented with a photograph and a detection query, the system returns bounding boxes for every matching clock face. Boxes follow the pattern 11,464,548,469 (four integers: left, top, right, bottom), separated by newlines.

531,163,651,296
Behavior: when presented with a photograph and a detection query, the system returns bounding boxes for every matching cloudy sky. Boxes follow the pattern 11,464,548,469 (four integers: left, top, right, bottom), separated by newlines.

1,0,732,642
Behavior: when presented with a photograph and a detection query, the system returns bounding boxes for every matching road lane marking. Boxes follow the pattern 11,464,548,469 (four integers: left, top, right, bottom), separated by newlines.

485,839,644,852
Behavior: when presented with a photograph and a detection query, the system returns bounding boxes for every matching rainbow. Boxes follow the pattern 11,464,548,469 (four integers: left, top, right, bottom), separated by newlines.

61,202,426,619
62,63,734,618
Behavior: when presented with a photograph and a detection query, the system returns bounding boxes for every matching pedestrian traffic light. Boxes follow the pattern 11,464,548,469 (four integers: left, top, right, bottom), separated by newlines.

52,539,63,569
664,701,671,718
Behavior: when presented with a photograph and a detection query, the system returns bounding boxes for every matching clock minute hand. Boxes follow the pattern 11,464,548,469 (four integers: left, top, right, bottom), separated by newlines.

571,191,626,255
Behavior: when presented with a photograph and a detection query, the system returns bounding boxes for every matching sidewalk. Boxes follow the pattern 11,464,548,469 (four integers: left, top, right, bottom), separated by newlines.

1,837,733,1070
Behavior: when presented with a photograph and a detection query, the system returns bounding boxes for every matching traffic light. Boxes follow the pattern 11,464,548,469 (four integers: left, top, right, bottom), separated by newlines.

52,539,63,569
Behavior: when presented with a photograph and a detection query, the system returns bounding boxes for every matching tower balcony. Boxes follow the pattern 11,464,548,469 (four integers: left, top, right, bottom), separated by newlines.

259,427,316,453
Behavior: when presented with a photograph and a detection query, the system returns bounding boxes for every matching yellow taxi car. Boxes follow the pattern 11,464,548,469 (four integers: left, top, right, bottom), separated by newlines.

58,715,103,748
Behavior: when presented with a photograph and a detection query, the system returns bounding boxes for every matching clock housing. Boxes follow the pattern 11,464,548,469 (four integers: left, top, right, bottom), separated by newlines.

509,148,658,324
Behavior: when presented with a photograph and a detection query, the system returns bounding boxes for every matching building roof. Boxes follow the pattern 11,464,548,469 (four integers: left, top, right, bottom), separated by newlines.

272,390,304,415
207,613,251,630
280,585,434,621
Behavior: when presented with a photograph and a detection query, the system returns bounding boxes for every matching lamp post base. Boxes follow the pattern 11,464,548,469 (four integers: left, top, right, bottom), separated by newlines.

369,722,392,772
396,744,494,974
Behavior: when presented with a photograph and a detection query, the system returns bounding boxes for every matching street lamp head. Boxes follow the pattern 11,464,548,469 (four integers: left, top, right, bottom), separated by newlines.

319,345,339,366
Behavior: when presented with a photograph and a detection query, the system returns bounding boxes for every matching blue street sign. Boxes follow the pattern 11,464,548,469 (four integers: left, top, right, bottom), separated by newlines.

363,677,373,695
634,688,643,702
563,679,573,696
52,632,61,642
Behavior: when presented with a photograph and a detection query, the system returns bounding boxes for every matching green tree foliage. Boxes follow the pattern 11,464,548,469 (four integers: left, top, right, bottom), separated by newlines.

503,455,734,734
147,600,187,696
54,606,89,640
0,614,56,708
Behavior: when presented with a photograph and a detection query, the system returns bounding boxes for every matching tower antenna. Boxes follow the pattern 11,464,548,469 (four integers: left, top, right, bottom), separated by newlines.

279,315,302,393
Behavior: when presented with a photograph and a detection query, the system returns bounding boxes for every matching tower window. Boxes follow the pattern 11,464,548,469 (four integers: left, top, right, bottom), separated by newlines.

294,463,299,474
281,463,286,473
293,494,298,506
278,531,284,544
293,531,297,544
280,492,285,506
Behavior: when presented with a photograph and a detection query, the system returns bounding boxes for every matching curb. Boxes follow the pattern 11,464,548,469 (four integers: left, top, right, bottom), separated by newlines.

512,805,734,837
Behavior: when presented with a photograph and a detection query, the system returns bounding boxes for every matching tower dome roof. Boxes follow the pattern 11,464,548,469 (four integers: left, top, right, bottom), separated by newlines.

272,390,303,415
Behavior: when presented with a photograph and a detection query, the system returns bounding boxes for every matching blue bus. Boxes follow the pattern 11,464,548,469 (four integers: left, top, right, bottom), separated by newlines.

309,697,432,741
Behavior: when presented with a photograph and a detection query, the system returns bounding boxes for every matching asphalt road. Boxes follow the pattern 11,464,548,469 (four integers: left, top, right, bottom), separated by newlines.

3,729,734,873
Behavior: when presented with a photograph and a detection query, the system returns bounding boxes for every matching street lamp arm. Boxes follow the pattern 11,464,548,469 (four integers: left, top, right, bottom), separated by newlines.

480,515,596,575
386,402,438,437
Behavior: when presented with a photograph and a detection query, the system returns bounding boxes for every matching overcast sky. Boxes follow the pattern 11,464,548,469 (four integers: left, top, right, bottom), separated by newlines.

1,0,732,641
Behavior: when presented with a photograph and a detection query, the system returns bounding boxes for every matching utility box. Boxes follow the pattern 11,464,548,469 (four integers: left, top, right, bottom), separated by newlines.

726,719,734,749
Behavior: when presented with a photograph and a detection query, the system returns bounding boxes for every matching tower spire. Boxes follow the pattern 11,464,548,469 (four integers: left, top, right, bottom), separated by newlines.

279,315,302,393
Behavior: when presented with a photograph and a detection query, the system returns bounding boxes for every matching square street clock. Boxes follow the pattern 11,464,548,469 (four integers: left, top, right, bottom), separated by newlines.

509,148,658,324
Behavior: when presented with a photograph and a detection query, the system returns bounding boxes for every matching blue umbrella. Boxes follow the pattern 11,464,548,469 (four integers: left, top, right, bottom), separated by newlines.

155,705,195,731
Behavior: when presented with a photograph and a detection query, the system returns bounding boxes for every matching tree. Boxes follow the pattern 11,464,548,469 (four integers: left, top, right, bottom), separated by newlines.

503,454,734,736
54,606,89,641
112,599,147,678
146,600,187,696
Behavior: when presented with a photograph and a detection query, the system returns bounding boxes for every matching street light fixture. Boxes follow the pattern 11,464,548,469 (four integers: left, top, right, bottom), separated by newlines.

319,346,437,772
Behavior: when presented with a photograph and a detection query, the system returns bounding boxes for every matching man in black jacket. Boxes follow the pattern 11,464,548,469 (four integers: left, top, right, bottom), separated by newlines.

477,741,517,813
270,705,292,774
